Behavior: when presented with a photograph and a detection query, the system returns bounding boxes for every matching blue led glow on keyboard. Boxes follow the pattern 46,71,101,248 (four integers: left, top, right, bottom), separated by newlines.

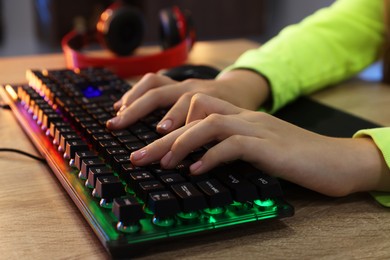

82,85,102,98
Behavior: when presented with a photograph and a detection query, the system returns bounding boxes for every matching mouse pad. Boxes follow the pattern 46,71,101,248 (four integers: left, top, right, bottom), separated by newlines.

274,97,379,137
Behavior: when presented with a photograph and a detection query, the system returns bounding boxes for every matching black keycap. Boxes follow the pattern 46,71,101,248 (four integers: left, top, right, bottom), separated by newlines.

85,127,107,141
82,102,98,111
74,116,95,128
140,115,160,127
92,112,111,121
86,166,114,188
54,126,73,145
111,130,132,137
128,123,149,134
184,172,210,183
80,158,105,179
92,133,113,148
98,140,121,154
171,182,207,212
159,174,186,185
124,142,145,152
74,151,98,170
136,180,165,201
248,172,283,199
111,154,132,173
49,121,70,138
59,132,79,152
136,131,159,141
104,147,129,165
148,191,180,218
86,107,105,115
80,122,100,133
119,163,143,176
213,168,258,202
112,154,131,164
197,179,233,208
117,135,139,144
97,117,111,126
65,105,84,115
176,159,192,175
149,167,177,176
113,196,145,224
37,107,54,125
42,112,63,130
68,110,88,120
55,96,77,110
32,100,49,120
230,161,283,199
94,175,126,201
44,84,62,103
124,171,155,190
64,139,89,159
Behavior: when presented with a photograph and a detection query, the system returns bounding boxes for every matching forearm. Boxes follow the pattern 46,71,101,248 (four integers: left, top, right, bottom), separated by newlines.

216,69,271,110
290,136,390,196
226,0,385,112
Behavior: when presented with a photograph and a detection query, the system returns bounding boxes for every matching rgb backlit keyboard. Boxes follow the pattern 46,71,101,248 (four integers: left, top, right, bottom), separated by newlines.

1,68,294,258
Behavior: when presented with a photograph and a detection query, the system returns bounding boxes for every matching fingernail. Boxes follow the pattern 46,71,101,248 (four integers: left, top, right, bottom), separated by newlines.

157,119,173,131
116,105,127,116
113,101,122,110
190,161,203,174
131,149,147,161
107,117,119,127
161,151,173,167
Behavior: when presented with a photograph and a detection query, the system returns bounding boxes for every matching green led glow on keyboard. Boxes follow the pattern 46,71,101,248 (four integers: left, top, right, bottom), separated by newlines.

254,199,276,207
4,68,294,257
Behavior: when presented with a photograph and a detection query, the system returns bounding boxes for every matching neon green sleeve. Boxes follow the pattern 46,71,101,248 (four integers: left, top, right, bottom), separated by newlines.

225,0,390,206
226,0,385,113
353,128,390,206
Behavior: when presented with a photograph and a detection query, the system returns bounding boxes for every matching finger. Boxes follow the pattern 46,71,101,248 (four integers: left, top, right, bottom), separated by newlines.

156,82,225,133
164,114,260,169
186,94,244,124
107,86,178,129
108,80,198,130
130,121,199,166
189,135,262,175
114,73,176,111
156,92,194,134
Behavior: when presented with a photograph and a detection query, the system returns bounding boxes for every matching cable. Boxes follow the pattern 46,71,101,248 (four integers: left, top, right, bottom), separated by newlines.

1,103,46,163
0,148,47,163
0,103,10,110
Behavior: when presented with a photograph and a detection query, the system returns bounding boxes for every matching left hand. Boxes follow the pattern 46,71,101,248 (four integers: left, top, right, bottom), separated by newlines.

130,94,390,197
106,69,270,133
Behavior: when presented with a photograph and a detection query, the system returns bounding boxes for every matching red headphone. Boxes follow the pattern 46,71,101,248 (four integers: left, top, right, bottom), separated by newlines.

61,3,195,78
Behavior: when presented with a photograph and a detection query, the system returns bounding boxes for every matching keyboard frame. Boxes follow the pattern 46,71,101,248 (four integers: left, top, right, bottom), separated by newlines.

0,82,294,258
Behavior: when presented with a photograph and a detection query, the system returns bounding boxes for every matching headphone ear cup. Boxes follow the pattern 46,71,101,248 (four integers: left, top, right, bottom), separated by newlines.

98,6,145,56
159,7,186,49
183,10,196,48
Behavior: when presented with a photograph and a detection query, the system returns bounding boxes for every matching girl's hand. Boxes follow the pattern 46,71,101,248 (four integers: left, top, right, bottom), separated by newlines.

106,69,270,134
130,94,390,197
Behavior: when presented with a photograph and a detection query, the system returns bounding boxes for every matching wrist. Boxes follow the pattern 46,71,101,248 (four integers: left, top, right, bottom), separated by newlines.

217,69,271,110
351,137,390,193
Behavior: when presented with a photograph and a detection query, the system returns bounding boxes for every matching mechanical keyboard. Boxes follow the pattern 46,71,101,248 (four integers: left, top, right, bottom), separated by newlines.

0,68,294,258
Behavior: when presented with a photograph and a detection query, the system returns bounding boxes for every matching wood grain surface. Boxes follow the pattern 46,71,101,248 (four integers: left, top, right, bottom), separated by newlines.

1,39,390,259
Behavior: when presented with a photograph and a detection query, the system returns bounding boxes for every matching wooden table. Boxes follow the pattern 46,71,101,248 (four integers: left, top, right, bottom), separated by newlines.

1,39,390,259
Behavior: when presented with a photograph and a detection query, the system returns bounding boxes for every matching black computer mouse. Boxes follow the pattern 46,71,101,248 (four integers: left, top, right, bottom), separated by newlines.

164,64,221,81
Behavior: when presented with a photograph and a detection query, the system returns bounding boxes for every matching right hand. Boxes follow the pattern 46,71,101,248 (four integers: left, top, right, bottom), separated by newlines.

130,94,390,197
106,69,270,134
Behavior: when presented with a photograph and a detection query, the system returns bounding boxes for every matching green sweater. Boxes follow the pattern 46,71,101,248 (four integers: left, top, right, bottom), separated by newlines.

228,0,390,206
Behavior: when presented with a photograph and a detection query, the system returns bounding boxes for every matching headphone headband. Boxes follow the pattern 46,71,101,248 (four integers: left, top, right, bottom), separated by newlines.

61,5,195,78
62,30,192,78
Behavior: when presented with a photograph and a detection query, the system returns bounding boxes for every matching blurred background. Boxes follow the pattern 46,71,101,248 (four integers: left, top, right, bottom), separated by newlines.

0,0,335,57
